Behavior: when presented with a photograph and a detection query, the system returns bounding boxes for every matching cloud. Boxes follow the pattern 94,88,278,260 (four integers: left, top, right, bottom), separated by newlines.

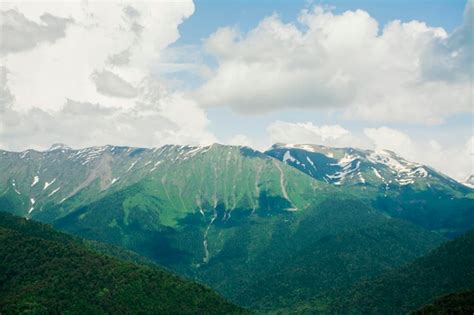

91,70,138,99
196,4,471,124
363,127,414,158
421,1,472,82
267,121,366,148
228,134,254,147
0,94,216,151
364,127,473,181
1,1,195,111
0,67,14,109
0,9,71,54
0,1,218,150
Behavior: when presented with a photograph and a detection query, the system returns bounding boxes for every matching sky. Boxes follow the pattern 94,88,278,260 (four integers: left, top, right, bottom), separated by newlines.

0,0,472,181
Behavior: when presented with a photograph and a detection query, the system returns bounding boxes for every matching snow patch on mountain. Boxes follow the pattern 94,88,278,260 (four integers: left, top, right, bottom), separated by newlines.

336,153,358,167
28,198,36,214
72,147,108,165
43,179,56,190
31,176,39,187
327,160,361,185
367,150,411,172
48,187,61,197
12,180,21,195
283,151,297,164
20,151,29,159
183,146,204,158
150,161,162,172
306,156,316,169
127,160,138,172
372,167,383,180
364,150,429,185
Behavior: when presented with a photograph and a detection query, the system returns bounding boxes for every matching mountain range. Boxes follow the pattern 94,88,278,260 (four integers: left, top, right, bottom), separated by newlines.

0,142,472,313
2,143,472,236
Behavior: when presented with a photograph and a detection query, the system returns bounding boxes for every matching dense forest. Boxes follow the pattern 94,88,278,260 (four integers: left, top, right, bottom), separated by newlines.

1,204,473,314
0,212,246,314
328,229,474,314
412,290,474,314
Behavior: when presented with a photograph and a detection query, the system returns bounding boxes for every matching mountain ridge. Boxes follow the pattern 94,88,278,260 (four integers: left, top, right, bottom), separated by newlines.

6,142,469,186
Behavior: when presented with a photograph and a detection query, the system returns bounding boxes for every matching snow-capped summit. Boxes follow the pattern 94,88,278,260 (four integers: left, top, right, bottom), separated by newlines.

266,143,468,191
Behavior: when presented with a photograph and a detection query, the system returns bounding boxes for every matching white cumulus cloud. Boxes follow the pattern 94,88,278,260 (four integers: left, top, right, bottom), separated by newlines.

364,127,474,181
228,134,255,147
196,3,472,124
363,127,414,158
0,0,217,150
267,121,367,148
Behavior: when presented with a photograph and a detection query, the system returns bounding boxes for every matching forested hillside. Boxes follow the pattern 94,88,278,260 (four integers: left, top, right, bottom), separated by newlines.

0,212,246,314
412,291,474,314
329,229,474,314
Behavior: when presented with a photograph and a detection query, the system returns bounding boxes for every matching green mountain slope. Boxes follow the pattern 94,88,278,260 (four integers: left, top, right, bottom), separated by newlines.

0,144,318,222
329,229,474,314
0,212,246,314
235,218,447,312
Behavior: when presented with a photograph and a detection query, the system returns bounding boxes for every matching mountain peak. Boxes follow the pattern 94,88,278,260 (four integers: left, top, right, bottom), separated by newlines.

265,143,468,189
